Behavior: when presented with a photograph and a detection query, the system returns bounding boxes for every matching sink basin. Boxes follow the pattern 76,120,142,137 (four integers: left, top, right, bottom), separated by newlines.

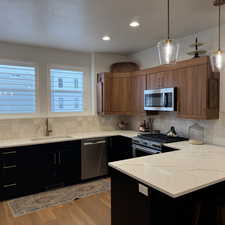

31,136,73,141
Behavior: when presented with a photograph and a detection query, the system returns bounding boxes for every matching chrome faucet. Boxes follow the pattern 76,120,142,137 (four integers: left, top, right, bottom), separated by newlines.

45,118,52,136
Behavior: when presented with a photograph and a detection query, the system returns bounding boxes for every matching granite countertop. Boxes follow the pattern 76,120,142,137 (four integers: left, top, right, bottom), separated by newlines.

109,141,225,198
0,130,138,149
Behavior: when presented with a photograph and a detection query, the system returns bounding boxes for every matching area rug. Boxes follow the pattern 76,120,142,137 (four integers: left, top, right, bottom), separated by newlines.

7,178,111,217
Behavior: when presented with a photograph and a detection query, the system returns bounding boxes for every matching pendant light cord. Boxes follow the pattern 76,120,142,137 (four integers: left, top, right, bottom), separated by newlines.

167,0,170,40
218,0,221,51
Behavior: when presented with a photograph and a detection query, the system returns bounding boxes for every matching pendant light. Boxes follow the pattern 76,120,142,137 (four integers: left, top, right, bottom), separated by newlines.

211,0,225,72
157,0,179,65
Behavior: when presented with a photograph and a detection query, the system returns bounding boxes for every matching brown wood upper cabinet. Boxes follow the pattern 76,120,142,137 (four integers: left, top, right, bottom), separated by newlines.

97,72,112,115
131,71,147,115
176,62,219,120
97,57,219,119
97,72,133,115
146,57,219,119
110,73,132,114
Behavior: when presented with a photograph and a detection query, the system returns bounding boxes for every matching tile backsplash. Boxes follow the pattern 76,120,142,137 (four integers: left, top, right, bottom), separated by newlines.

125,112,225,146
0,115,121,140
2,113,225,147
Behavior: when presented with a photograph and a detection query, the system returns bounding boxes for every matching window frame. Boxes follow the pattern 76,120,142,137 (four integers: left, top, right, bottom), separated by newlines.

47,64,91,116
0,59,40,119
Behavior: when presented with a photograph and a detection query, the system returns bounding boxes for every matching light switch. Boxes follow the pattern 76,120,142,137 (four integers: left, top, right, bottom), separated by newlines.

138,183,149,196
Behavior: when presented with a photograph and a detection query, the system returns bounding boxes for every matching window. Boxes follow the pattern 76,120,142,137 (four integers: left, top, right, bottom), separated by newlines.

50,68,84,113
0,64,36,114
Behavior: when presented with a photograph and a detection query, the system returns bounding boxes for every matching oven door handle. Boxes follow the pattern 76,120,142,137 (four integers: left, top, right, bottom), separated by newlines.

133,145,160,154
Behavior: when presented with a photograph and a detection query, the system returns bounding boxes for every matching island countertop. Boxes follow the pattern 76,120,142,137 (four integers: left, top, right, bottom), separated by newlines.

109,141,225,198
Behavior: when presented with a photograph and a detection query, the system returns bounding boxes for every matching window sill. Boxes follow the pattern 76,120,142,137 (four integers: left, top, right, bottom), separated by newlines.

0,112,95,120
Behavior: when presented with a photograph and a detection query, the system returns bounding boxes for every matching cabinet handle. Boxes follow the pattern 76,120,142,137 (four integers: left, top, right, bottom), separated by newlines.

3,183,17,188
54,153,57,165
2,151,16,155
3,165,16,169
58,152,61,165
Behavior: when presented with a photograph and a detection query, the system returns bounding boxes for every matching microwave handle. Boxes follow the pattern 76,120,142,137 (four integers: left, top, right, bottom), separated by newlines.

163,92,166,107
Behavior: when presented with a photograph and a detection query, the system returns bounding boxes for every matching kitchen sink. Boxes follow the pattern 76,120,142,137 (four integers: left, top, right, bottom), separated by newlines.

31,136,73,141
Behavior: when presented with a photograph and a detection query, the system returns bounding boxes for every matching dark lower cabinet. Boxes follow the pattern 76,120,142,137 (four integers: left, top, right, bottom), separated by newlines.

56,141,81,186
108,136,133,162
17,145,51,196
0,141,81,200
111,169,225,225
111,169,151,225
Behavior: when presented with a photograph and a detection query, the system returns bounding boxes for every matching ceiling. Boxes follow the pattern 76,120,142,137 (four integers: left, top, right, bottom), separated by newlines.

0,0,223,54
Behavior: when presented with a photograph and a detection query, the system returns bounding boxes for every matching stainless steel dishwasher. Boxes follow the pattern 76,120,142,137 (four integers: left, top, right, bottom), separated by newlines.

81,138,108,180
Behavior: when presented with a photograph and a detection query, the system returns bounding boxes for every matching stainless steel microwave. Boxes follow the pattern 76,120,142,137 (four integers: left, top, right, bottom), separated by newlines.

144,87,177,111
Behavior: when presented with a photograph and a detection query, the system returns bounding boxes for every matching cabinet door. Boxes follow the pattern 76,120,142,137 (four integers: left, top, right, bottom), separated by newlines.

147,73,161,89
131,72,146,114
17,145,52,195
108,136,132,162
177,64,208,119
97,73,112,114
111,169,151,225
111,73,131,114
58,141,81,185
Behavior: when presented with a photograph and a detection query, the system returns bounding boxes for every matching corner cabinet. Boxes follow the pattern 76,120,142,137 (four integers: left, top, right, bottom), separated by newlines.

97,72,147,115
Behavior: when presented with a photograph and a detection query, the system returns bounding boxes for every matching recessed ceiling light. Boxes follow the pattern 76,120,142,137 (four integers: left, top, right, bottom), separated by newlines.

129,21,140,28
102,35,111,41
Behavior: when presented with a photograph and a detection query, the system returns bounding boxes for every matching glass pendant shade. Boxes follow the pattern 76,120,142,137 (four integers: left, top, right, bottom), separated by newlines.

211,50,225,72
157,39,179,65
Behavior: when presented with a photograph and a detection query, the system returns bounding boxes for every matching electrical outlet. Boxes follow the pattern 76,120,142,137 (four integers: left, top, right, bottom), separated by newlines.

138,183,149,196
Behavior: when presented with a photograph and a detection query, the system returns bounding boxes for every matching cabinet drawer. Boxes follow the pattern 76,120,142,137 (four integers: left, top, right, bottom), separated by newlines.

1,150,17,166
2,166,17,185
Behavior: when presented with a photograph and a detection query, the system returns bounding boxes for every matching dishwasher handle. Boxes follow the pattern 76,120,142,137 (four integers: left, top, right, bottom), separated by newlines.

83,140,106,146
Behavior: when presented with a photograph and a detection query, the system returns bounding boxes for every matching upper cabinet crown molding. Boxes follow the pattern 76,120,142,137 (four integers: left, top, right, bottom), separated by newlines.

143,56,211,75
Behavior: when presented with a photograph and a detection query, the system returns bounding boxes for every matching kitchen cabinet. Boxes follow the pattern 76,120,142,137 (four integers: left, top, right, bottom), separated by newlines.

97,72,147,115
97,56,219,119
111,169,151,225
131,71,147,115
111,168,225,225
108,136,133,163
177,62,219,119
97,72,133,115
0,141,81,200
147,70,178,90
97,72,112,115
146,57,219,120
110,72,132,114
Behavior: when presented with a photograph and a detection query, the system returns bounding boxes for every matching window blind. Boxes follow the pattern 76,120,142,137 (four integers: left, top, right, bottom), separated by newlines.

0,65,36,114
50,69,84,112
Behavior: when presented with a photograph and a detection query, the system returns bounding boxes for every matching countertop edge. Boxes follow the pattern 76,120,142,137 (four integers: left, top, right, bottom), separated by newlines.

0,130,137,149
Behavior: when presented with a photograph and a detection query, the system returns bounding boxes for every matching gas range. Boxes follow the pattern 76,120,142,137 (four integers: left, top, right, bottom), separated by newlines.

132,133,188,157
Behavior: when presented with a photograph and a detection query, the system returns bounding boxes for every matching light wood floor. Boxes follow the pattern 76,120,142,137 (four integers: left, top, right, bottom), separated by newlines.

0,191,111,225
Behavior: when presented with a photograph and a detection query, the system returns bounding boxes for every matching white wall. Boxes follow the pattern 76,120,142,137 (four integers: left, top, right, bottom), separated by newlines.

128,25,225,146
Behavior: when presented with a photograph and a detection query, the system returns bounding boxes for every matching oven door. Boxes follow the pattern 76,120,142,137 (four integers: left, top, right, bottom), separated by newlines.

132,144,160,158
144,88,176,111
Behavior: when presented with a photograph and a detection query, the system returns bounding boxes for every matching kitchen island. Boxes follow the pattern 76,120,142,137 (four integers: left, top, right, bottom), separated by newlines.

109,142,225,225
